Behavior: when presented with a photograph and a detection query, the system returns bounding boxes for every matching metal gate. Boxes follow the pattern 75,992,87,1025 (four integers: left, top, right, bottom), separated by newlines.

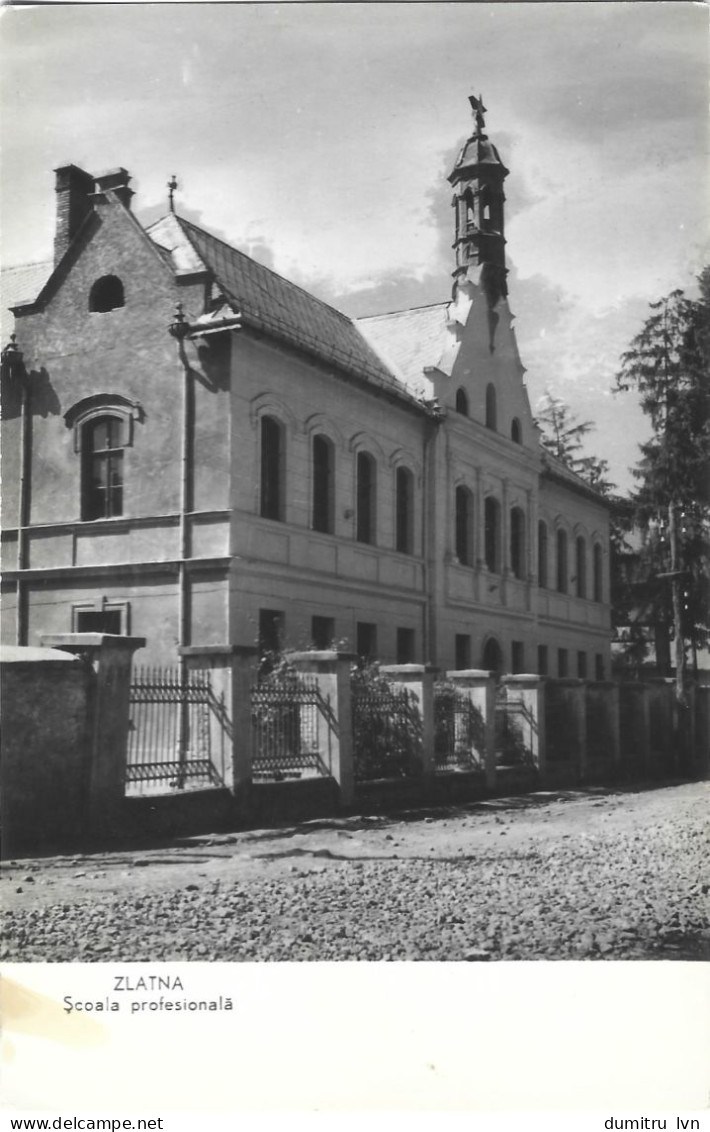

494,687,536,767
434,683,484,772
127,666,227,795
351,683,422,781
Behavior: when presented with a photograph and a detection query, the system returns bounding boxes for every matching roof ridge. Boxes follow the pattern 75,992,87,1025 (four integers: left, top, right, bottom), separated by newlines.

174,214,357,327
1,258,54,271
358,300,449,320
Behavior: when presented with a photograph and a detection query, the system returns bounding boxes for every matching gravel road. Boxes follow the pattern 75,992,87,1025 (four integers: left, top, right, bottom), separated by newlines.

3,782,708,961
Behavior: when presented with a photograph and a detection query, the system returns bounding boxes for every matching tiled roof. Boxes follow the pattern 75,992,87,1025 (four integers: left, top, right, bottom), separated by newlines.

357,303,451,399
153,215,416,400
1,260,53,338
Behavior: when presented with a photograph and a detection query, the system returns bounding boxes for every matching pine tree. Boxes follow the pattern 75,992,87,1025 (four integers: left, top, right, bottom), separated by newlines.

614,272,710,703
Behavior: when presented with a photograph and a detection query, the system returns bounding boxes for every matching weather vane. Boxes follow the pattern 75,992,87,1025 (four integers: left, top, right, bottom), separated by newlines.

168,175,178,213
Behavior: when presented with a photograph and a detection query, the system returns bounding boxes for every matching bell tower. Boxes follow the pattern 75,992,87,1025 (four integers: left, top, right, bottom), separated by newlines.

448,95,509,306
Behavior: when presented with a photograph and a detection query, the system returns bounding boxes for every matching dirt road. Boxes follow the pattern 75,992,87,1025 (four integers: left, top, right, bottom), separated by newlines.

3,781,708,961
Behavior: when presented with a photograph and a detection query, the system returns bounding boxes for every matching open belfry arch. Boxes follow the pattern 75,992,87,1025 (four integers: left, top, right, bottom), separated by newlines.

1,94,612,681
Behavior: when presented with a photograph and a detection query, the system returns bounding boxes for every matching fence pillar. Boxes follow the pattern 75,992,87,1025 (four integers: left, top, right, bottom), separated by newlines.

41,633,145,833
180,645,258,807
446,669,497,789
287,650,357,806
380,663,437,780
693,685,710,780
499,674,547,778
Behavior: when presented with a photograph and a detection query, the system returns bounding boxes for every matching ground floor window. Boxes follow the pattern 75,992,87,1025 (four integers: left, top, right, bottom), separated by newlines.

537,644,548,675
311,615,335,649
396,628,415,664
557,648,569,678
75,609,123,634
258,608,284,661
577,651,588,679
455,633,471,670
511,641,525,673
595,653,605,681
356,622,377,661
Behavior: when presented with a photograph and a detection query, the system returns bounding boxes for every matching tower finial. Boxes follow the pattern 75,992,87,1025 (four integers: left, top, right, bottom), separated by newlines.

468,93,487,134
168,175,178,213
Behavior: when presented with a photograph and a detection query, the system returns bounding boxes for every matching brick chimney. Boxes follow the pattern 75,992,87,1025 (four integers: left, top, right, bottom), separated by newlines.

93,168,134,210
54,164,95,265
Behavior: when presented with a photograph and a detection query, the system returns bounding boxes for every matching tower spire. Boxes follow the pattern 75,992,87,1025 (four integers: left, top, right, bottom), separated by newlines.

448,93,509,305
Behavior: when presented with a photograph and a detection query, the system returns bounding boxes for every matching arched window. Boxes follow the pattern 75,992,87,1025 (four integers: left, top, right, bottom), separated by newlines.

576,536,587,598
556,529,568,593
356,451,376,544
89,275,124,313
511,417,522,444
312,434,334,534
538,520,548,588
260,415,284,521
482,637,503,674
455,485,473,565
455,388,469,416
485,384,497,431
81,416,124,520
593,543,603,602
484,496,500,572
510,507,526,579
395,466,414,554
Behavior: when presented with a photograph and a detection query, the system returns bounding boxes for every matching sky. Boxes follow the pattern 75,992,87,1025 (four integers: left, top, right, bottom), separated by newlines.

1,1,708,494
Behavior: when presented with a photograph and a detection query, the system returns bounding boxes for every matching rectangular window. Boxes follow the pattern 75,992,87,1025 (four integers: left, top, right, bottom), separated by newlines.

537,644,548,676
82,416,124,520
311,616,334,650
577,651,588,679
595,654,605,681
258,608,284,657
512,641,525,674
75,609,123,634
260,417,283,521
356,622,377,661
455,634,471,670
395,467,414,554
312,435,334,534
557,648,568,678
396,628,415,664
356,452,376,544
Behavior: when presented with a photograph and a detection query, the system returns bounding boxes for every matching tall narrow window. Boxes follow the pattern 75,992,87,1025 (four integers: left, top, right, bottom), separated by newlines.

455,634,471,670
455,485,473,565
482,637,503,674
356,451,376,544
260,416,283,521
576,536,587,598
510,507,525,579
558,648,569,678
311,616,335,649
312,434,334,534
556,529,568,593
396,628,415,664
258,608,284,672
511,418,522,444
484,497,500,572
455,388,469,416
593,543,603,602
577,651,588,679
537,644,548,676
81,416,124,520
595,654,605,681
485,384,497,430
512,641,525,674
395,466,414,554
357,622,377,661
538,521,548,587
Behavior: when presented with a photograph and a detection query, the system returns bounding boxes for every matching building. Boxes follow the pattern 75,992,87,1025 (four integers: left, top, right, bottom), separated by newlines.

1,96,612,678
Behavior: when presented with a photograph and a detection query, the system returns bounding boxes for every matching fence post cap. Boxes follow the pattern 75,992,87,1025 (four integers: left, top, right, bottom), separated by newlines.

501,673,546,685
286,649,358,663
380,663,437,676
40,633,146,652
179,644,258,658
445,668,495,680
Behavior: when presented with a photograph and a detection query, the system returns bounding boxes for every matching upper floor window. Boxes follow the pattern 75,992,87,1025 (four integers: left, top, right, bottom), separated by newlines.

356,451,376,544
484,496,500,572
593,542,604,602
82,415,124,520
260,415,284,521
455,388,469,416
485,384,497,431
455,485,473,566
89,275,124,313
510,507,526,579
511,417,522,444
556,529,569,594
576,536,587,598
312,434,334,534
395,466,414,555
538,520,548,587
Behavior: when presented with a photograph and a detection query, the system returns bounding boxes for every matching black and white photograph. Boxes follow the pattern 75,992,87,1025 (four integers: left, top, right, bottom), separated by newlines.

1,0,708,1117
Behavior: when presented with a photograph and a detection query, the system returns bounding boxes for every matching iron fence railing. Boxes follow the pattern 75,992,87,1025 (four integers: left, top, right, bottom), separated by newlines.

434,684,485,772
251,676,333,780
127,666,226,795
351,683,422,781
495,692,537,768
